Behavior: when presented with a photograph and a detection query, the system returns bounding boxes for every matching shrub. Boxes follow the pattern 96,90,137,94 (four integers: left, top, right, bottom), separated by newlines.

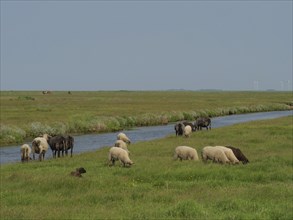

0,124,26,144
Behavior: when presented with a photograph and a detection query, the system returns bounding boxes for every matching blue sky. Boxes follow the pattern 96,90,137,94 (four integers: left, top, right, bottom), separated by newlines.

1,1,292,91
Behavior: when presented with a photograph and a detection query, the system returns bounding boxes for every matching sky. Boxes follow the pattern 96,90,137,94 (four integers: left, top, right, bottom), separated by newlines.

1,1,292,91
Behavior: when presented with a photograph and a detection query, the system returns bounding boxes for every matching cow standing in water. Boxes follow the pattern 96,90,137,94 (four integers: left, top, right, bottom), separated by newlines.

194,117,211,130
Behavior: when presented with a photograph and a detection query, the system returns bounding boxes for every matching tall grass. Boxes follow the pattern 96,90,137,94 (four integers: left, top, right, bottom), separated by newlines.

1,116,292,219
0,91,291,146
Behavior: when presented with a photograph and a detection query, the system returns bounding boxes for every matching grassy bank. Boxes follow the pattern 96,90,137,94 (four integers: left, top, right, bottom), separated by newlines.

1,116,292,219
0,91,292,146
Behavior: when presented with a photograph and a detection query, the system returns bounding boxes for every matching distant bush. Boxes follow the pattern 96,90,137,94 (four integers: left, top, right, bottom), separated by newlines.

0,124,26,144
0,103,291,146
28,122,55,137
17,96,35,101
36,106,52,112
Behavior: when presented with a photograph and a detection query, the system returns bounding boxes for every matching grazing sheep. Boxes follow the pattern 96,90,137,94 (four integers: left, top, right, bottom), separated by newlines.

114,140,130,154
174,122,185,136
183,125,192,138
32,134,49,161
195,117,211,130
226,146,249,164
20,144,31,162
201,146,230,164
108,147,134,167
214,146,240,164
174,146,199,161
70,167,86,177
117,132,131,144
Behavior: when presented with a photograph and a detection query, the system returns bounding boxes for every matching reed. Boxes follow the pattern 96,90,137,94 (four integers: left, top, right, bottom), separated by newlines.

0,91,291,146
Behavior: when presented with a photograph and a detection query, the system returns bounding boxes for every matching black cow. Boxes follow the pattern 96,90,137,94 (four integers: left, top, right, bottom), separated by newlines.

63,135,74,157
195,117,211,131
174,122,185,136
47,135,66,158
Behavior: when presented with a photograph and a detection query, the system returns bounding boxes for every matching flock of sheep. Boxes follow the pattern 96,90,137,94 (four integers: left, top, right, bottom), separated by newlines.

173,117,249,164
20,117,249,169
107,117,249,167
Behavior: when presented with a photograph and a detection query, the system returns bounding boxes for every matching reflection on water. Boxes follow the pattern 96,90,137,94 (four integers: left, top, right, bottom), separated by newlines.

1,110,292,165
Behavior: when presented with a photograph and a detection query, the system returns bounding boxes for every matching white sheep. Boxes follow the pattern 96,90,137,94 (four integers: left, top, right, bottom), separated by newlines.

202,146,230,164
108,147,134,167
20,144,32,162
174,146,199,161
183,125,192,138
214,146,240,164
114,140,130,154
117,132,131,144
32,134,49,161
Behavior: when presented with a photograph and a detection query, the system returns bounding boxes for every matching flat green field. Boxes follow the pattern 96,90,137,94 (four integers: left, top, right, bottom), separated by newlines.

0,91,292,145
1,116,292,219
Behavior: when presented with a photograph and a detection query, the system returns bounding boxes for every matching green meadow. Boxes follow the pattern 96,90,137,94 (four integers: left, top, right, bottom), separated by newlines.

0,91,292,146
1,116,292,219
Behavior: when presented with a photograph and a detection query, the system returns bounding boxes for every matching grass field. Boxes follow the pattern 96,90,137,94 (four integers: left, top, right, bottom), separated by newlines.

0,116,292,219
0,91,292,146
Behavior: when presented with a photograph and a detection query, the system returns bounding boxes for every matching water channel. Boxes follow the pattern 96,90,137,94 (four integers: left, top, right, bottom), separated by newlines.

1,110,292,165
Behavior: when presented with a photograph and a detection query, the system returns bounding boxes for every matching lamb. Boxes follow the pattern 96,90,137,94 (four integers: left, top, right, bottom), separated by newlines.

183,125,192,138
32,134,49,161
114,140,130,154
226,146,249,164
20,144,32,162
174,146,199,161
108,147,134,167
70,167,86,177
214,146,240,164
117,132,131,144
201,146,230,164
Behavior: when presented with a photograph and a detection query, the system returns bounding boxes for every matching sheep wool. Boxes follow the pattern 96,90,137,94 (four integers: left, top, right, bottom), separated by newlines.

202,146,230,164
32,134,49,161
108,147,134,167
117,132,131,144
214,146,240,164
174,146,199,161
20,144,31,162
183,125,192,138
114,140,130,155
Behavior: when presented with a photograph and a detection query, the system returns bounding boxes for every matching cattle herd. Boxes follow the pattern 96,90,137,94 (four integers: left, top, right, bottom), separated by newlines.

20,116,249,172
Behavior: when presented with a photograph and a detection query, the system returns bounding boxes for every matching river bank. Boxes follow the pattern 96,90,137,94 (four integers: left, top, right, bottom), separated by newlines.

1,110,292,165
1,91,292,146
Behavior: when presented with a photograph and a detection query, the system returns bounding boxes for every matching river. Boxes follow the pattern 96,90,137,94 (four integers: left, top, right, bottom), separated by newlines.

1,110,292,165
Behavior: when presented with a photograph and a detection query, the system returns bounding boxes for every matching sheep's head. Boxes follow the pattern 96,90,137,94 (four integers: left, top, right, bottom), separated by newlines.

43,134,51,141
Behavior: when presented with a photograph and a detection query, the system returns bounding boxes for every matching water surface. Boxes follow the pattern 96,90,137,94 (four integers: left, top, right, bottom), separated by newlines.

1,110,291,165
